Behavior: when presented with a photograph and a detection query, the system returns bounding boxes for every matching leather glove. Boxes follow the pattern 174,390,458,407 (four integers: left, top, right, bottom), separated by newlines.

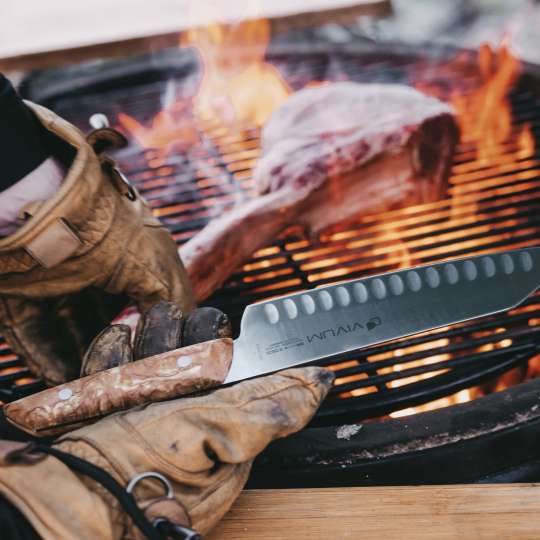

80,301,232,377
0,302,333,540
0,102,194,386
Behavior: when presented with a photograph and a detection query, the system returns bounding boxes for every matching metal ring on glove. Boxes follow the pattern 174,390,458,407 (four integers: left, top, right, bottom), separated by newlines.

126,471,174,499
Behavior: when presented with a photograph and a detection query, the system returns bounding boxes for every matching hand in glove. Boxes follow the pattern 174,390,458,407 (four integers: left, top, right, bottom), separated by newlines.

0,302,334,540
0,102,194,386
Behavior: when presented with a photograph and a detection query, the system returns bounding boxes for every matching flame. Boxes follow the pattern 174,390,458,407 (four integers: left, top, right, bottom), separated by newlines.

448,44,528,224
183,18,290,128
526,353,540,380
517,123,536,159
117,7,290,154
450,43,528,165
117,104,199,155
390,389,472,419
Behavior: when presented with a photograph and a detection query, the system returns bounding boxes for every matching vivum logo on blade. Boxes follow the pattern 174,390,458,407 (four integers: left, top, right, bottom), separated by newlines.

264,317,383,356
306,316,382,343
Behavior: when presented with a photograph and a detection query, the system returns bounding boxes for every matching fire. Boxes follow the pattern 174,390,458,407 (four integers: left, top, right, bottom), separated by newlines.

391,389,472,419
448,43,535,229
183,18,290,127
117,102,199,155
117,11,290,154
450,43,529,165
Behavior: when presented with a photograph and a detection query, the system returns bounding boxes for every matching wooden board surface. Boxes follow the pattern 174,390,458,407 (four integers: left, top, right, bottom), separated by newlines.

0,0,389,65
208,485,540,539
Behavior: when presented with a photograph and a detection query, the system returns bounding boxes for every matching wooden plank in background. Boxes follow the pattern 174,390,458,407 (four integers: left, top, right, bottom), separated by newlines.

208,485,540,539
0,0,390,71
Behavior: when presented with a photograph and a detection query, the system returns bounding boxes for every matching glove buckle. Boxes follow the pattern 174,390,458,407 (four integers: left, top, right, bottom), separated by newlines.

127,471,201,540
112,166,138,201
101,157,137,201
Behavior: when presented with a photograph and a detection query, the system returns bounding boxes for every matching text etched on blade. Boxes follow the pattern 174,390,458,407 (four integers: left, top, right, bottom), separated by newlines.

264,316,382,356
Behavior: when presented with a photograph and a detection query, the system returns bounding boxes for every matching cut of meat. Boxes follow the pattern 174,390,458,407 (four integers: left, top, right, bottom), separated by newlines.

254,82,456,197
180,82,459,302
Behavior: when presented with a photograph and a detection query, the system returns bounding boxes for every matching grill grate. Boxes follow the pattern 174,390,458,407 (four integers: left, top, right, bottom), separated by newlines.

3,44,540,424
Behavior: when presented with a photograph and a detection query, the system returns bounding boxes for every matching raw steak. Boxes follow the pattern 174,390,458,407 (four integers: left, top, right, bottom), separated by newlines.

180,82,459,302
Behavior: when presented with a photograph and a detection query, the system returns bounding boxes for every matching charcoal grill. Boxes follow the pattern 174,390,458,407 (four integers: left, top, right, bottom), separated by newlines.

2,43,540,483
9,42,540,415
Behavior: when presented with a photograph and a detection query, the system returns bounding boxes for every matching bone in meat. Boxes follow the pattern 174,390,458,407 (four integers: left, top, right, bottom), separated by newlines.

180,82,459,302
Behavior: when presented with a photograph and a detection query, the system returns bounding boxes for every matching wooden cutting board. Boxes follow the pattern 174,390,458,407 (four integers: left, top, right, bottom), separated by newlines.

208,484,540,539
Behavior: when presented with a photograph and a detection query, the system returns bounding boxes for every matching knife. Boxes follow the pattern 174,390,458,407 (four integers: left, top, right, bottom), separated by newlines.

5,247,540,436
225,246,540,383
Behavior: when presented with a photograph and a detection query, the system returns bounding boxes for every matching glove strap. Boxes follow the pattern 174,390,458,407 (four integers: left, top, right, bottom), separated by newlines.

29,444,201,540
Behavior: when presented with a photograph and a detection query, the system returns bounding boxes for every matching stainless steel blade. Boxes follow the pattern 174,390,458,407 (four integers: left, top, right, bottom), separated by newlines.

225,247,540,383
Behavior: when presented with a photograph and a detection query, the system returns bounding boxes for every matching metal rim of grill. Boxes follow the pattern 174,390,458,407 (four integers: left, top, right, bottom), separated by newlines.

4,42,540,426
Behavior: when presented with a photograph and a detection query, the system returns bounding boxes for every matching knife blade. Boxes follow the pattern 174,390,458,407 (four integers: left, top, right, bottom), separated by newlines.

225,247,540,383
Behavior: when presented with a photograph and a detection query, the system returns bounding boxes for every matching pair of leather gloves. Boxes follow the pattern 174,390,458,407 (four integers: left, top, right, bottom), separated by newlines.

0,103,333,538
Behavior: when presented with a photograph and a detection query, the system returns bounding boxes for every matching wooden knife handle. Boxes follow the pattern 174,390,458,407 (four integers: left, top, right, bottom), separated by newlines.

3,338,233,437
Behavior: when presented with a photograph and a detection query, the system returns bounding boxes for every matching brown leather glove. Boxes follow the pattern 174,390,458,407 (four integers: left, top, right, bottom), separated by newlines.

0,303,333,539
80,301,232,377
0,102,194,386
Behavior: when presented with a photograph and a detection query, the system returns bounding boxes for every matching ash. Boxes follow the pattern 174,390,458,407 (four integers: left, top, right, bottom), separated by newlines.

336,424,363,441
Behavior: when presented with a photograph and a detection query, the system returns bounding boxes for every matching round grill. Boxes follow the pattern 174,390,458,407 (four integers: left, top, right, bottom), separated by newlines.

5,43,540,427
